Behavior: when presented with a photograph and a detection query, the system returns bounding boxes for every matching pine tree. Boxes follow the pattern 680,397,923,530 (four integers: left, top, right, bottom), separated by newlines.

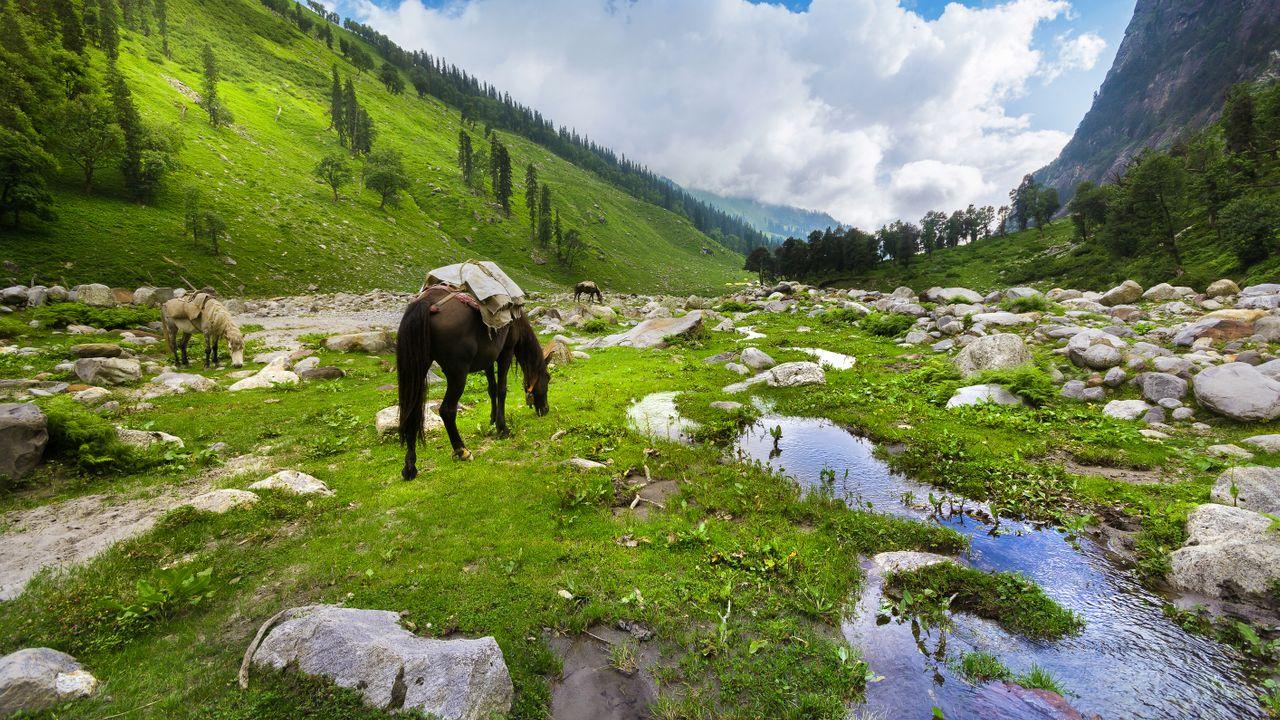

553,209,562,250
98,0,119,59
108,64,144,197
1223,83,1256,155
343,78,357,151
200,43,231,127
524,163,537,239
329,66,344,139
457,130,473,185
153,0,169,57
354,107,375,155
52,0,85,53
495,143,512,216
537,184,552,247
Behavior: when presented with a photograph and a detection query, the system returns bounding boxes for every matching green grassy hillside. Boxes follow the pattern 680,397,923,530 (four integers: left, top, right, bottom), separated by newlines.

824,219,1280,293
0,0,744,297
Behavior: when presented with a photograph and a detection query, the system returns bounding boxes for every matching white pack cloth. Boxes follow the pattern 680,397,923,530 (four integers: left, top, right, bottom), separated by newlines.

425,260,526,330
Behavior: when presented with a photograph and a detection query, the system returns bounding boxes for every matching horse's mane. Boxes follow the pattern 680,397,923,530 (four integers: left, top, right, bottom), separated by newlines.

511,313,544,385
204,300,241,342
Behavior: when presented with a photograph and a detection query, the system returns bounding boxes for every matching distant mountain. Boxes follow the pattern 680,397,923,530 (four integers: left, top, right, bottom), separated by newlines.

687,189,842,242
1036,0,1280,200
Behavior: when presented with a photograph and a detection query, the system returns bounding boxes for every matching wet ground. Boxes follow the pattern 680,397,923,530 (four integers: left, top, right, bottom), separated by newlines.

736,415,1268,720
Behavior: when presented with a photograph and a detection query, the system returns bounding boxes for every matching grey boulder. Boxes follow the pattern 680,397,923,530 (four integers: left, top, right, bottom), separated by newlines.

1241,434,1280,454
953,334,1032,377
245,605,512,720
1211,466,1280,516
587,311,703,349
1169,503,1280,603
1137,372,1187,403
764,361,825,388
325,331,393,353
1100,280,1142,307
75,283,114,307
0,403,47,482
0,648,98,716
1192,362,1280,422
73,357,141,385
740,347,775,371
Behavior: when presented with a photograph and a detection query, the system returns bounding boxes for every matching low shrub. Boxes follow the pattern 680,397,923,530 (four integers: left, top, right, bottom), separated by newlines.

32,303,159,330
1001,294,1050,313
580,317,613,334
973,365,1057,407
716,300,755,314
38,396,141,474
819,307,866,326
0,316,27,339
858,312,916,338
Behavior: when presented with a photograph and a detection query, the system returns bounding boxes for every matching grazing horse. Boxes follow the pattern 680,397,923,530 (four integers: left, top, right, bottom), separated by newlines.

161,293,244,368
574,280,603,304
396,285,551,480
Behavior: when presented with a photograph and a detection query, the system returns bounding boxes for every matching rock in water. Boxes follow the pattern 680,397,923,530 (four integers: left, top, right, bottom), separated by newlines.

586,311,704,349
246,605,513,720
0,403,47,482
1169,503,1280,603
0,648,98,716
953,334,1032,377
1192,362,1280,422
1211,466,1280,516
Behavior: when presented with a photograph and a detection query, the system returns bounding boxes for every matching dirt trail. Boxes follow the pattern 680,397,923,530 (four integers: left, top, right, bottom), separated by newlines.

0,455,270,601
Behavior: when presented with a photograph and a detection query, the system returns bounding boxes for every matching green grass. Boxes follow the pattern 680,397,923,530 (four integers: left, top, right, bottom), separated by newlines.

956,651,1011,682
2,279,1269,717
1,0,744,298
885,564,1082,640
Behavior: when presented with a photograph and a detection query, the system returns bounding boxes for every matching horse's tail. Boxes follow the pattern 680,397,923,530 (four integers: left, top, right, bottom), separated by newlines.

396,297,431,450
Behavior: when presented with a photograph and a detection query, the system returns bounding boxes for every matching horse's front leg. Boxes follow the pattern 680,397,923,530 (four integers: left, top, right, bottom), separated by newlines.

440,371,471,460
485,366,499,426
180,333,191,367
211,334,220,366
495,354,512,436
202,334,211,368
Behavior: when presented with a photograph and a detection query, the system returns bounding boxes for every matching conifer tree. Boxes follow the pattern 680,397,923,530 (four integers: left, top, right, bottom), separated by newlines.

108,64,144,196
98,0,119,59
495,143,512,216
537,184,552,247
352,107,374,155
52,0,85,54
329,66,344,139
153,0,169,57
343,78,358,149
524,163,537,239
201,43,232,127
1223,83,1256,155
457,130,473,185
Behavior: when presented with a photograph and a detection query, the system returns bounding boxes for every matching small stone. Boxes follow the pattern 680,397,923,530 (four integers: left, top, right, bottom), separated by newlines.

185,489,259,514
1240,434,1280,454
1103,399,1150,421
116,428,185,449
248,470,333,496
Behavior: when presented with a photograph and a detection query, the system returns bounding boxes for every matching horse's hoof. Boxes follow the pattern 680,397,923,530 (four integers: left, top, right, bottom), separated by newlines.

453,448,473,461
402,467,418,481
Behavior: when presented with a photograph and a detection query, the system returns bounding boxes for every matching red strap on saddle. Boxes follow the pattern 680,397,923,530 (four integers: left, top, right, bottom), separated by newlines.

424,284,482,314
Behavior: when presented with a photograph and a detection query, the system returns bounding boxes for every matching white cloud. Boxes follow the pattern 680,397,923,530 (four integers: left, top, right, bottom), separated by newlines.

1042,31,1107,81
354,0,1093,228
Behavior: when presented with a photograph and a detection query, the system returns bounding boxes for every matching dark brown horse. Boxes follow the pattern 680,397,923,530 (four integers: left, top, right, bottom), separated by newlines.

396,286,551,480
574,281,603,304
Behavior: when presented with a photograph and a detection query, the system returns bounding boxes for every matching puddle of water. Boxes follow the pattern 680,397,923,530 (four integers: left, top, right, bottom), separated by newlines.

736,326,765,341
787,347,857,370
626,391,700,444
736,416,1268,720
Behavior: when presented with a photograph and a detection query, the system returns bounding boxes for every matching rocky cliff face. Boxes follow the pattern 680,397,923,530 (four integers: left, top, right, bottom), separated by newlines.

1036,0,1280,200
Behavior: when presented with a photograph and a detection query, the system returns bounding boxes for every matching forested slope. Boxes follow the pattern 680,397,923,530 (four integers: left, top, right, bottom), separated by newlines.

0,0,745,296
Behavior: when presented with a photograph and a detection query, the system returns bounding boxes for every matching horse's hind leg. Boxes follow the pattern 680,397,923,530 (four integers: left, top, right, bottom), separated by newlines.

440,371,471,460
180,333,191,366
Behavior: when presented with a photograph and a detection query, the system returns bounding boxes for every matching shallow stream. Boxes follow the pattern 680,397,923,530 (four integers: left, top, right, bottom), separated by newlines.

735,415,1268,720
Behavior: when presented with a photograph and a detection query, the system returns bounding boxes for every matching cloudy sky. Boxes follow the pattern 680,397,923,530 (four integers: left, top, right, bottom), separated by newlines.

335,0,1134,228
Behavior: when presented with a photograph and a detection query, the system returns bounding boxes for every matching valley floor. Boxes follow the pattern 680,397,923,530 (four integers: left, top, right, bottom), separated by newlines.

0,279,1278,719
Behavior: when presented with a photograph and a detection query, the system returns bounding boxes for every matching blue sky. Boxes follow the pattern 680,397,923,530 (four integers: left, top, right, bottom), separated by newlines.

342,0,1138,225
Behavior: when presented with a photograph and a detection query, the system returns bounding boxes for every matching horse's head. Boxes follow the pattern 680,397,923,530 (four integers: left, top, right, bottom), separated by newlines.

526,349,552,416
227,326,245,367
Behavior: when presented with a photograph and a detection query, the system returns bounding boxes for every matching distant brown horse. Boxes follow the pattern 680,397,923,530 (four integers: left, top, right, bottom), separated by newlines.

396,285,551,480
574,281,603,304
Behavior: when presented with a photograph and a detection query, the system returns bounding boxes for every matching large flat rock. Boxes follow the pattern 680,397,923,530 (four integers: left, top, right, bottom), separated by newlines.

586,311,703,349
